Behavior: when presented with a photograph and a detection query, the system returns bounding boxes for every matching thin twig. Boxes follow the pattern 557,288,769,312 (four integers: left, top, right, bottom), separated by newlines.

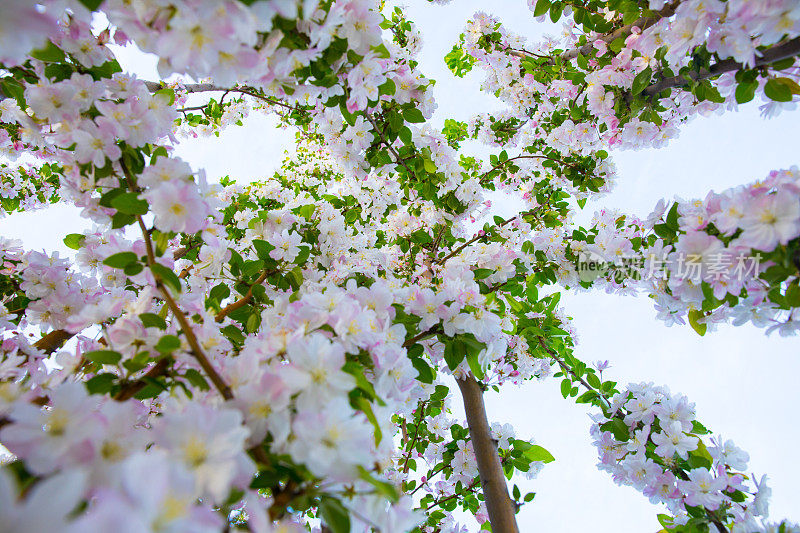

478,154,580,183
537,337,609,408
402,326,442,348
144,81,299,111
402,402,427,474
436,207,542,265
120,160,233,401
214,269,275,323
364,112,418,178
113,356,171,402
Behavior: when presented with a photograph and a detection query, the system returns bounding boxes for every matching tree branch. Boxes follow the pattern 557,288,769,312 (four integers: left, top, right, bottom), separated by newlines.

214,269,275,323
120,160,234,401
436,207,542,265
479,154,579,183
425,478,481,510
537,337,610,409
364,112,418,178
402,402,427,474
33,329,74,354
144,81,299,111
155,271,234,400
562,1,681,61
402,326,442,348
644,36,800,96
113,356,171,402
456,375,519,533
506,1,679,62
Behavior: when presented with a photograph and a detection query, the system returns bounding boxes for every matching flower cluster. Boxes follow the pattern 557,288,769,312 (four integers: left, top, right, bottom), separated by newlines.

591,382,773,532
559,167,800,336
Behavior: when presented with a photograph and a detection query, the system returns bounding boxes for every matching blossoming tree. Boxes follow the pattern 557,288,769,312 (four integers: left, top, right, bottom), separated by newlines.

0,0,799,532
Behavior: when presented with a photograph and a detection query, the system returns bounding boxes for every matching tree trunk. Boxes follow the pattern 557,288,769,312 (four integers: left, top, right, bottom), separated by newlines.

457,375,519,533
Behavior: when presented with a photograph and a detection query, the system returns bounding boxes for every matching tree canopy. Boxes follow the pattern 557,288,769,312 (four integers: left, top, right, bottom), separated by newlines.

0,0,799,532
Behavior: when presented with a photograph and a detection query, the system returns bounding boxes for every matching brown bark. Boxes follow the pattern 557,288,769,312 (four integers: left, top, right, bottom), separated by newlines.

507,1,680,62
214,269,274,323
113,356,171,402
33,329,74,353
644,36,800,96
456,375,519,533
562,1,681,61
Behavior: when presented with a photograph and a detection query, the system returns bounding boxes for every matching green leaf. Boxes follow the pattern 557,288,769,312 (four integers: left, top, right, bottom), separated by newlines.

319,497,351,533
378,79,396,96
443,341,465,371
155,88,175,106
357,466,399,502
533,0,551,16
84,350,122,365
353,396,382,444
150,263,182,293
86,373,116,394
103,252,137,269
111,212,136,229
124,262,143,276
608,37,625,54
122,353,149,373
560,378,571,398
110,192,149,215
140,312,167,330
184,368,210,391
687,309,707,336
600,418,630,441
410,229,432,245
775,77,800,95
78,0,104,9
785,280,800,307
209,283,231,303
735,81,757,104
657,514,674,528
150,146,169,164
87,59,122,81
690,420,710,435
31,42,66,63
0,78,26,108
549,1,564,22
688,446,712,469
63,233,85,250
653,223,674,239
575,390,598,403
252,239,275,261
99,189,124,209
525,444,555,463
155,334,181,355
343,361,381,402
631,67,652,95
403,107,425,123
665,203,679,230
764,78,793,102
473,268,493,280
410,356,435,384
466,351,484,380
